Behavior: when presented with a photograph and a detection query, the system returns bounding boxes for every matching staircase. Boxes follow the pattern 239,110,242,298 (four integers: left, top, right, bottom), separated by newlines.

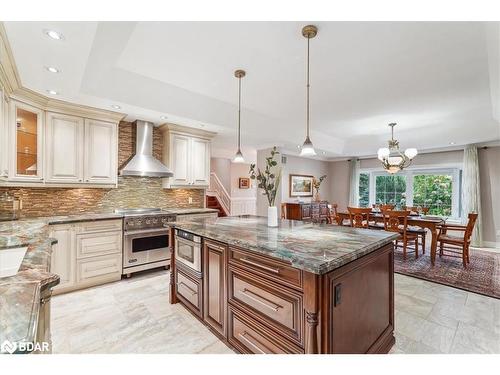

206,195,227,217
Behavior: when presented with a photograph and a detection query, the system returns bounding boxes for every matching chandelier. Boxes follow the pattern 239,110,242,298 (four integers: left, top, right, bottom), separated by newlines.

377,123,418,174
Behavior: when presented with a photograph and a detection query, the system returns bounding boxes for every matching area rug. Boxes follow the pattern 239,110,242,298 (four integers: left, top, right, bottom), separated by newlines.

394,247,500,299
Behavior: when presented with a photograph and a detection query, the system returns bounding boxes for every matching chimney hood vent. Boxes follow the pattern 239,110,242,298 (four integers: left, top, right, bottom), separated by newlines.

119,120,173,178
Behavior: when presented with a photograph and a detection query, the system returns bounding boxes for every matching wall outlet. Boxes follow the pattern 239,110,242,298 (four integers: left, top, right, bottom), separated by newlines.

188,197,193,204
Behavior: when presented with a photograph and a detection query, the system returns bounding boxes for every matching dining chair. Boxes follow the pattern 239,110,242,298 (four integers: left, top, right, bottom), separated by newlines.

327,203,340,225
347,207,372,228
382,210,419,260
401,206,427,254
437,213,478,268
380,204,395,211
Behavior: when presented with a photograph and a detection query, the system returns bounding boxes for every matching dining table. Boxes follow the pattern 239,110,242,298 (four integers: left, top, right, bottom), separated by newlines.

336,211,444,265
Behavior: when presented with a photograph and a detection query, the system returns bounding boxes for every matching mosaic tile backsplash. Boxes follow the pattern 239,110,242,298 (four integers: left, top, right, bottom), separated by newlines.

0,121,204,217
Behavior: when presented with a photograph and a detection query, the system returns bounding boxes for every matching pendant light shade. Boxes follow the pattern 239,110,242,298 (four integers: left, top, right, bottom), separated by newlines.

300,25,318,157
233,69,246,163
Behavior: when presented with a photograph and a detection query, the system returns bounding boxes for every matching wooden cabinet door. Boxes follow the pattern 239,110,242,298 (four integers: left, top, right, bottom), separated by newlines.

84,119,117,184
190,137,210,187
45,112,84,183
9,100,44,182
170,133,191,186
50,224,76,292
203,240,227,336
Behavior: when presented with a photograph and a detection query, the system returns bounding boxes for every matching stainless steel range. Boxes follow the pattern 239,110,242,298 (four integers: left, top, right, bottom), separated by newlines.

115,208,176,277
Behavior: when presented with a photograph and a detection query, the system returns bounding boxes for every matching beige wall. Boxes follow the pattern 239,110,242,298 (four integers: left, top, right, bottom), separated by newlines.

281,154,332,204
210,157,231,192
230,162,256,199
327,146,500,246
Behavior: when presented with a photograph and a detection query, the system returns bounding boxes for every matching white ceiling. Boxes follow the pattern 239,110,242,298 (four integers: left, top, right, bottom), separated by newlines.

4,21,500,162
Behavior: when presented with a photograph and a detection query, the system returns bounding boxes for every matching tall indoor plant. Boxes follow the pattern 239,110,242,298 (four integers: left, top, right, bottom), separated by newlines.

249,147,281,227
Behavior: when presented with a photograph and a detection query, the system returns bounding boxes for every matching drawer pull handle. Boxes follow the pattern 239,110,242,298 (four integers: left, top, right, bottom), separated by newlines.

238,331,271,354
178,281,198,296
240,258,280,274
239,288,283,312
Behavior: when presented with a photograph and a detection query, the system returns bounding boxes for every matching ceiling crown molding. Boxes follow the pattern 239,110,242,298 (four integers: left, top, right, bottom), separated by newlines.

0,22,125,123
0,23,22,94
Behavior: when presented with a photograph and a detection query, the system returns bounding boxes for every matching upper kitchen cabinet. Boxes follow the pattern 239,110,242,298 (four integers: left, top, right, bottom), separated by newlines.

83,119,118,184
45,112,84,183
0,87,8,177
9,100,44,182
161,124,216,189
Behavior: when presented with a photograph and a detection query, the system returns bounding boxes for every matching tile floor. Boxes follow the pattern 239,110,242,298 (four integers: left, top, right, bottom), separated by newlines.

50,270,500,354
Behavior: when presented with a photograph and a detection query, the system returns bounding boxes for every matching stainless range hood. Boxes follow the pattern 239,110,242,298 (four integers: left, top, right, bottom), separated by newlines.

119,120,173,177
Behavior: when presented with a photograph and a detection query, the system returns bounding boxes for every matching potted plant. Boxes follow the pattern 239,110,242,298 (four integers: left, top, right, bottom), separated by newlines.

312,174,327,202
249,147,282,227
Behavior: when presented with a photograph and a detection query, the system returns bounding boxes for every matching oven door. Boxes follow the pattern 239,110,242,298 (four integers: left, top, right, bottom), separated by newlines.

124,228,170,268
175,236,202,272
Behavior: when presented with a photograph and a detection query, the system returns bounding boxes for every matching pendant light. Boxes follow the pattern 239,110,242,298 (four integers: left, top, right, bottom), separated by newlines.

233,69,246,163
300,25,318,157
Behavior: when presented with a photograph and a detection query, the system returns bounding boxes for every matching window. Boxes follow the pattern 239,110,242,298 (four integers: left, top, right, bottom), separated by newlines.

358,173,369,207
413,174,453,216
375,175,407,207
358,168,461,218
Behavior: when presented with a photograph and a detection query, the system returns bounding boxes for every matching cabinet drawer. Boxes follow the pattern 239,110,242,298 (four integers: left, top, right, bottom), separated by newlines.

228,306,303,354
75,219,122,234
76,254,122,284
228,266,303,345
176,266,202,317
229,247,302,289
76,231,122,259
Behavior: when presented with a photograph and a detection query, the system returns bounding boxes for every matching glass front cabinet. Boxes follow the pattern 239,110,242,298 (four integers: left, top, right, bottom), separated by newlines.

9,100,44,181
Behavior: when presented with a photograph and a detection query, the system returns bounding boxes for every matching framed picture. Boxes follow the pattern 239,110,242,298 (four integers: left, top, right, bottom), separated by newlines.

239,177,250,189
289,174,314,197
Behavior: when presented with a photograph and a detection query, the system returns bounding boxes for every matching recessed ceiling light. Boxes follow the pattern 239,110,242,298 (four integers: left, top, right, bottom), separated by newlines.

450,142,456,145
45,66,60,74
297,145,301,149
160,115,168,120
46,89,58,95
111,105,121,109
44,30,64,40
322,151,326,155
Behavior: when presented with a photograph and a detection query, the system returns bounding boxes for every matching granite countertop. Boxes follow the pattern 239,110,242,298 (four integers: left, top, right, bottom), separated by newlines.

0,219,60,353
0,207,216,352
169,216,398,275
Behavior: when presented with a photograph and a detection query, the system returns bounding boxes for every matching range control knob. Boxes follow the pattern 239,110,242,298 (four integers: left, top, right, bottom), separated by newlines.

146,219,152,225
152,218,158,224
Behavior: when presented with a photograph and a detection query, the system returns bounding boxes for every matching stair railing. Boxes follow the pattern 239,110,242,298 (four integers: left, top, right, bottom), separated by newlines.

207,172,231,216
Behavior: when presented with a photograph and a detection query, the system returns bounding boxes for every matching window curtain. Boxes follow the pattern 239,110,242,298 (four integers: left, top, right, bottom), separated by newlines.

348,159,360,207
462,145,482,247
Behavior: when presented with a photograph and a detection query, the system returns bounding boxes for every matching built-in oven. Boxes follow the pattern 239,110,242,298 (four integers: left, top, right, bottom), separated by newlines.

174,229,202,272
122,214,176,276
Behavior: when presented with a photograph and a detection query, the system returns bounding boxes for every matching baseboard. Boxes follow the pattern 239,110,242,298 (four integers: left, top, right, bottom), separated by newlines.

480,241,500,252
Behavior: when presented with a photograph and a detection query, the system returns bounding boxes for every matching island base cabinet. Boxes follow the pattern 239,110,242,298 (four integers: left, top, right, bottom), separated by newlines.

228,306,303,354
321,243,395,354
203,240,227,337
175,265,203,318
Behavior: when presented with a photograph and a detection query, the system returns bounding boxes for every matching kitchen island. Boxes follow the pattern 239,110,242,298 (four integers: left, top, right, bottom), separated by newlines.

168,216,399,354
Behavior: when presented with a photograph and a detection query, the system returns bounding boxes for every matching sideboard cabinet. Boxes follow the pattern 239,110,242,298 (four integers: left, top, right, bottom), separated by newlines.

283,201,329,223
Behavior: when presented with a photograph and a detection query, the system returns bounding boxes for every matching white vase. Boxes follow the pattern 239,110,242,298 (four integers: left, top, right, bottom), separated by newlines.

268,206,278,227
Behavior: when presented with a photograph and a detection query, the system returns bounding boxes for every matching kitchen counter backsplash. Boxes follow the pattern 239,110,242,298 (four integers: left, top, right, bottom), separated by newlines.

0,178,204,217
0,121,204,217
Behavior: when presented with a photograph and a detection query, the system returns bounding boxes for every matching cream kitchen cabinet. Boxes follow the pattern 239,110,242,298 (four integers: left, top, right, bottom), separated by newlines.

8,100,45,182
161,124,215,188
0,87,8,178
49,224,77,293
49,219,123,295
45,112,84,183
84,119,118,184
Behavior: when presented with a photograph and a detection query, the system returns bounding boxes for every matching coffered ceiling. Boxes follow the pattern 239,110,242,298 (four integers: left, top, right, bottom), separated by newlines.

3,21,500,161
